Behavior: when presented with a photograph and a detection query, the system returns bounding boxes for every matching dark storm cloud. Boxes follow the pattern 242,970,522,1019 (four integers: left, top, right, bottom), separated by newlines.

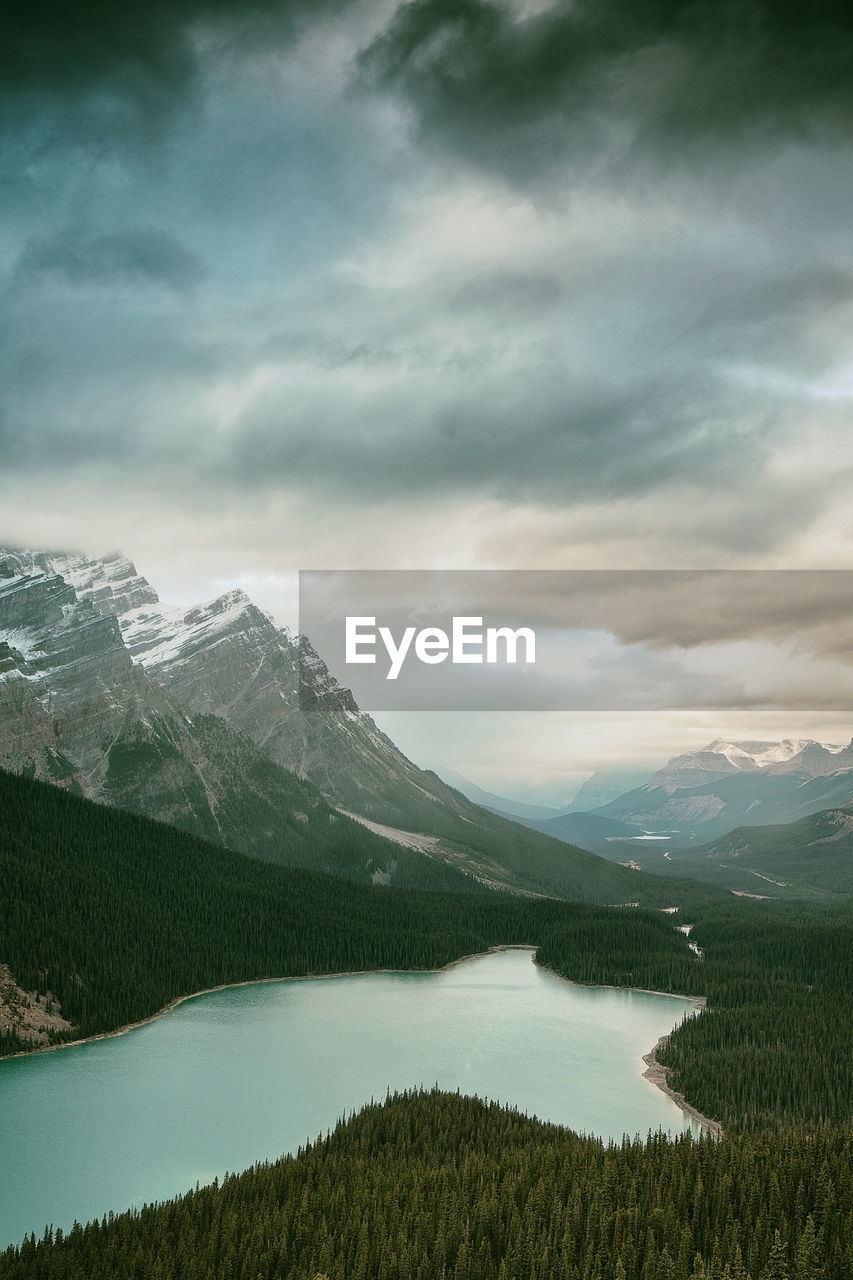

0,295,228,472
2,0,851,576
682,263,853,381
358,0,853,176
0,0,356,149
1,0,347,98
15,227,206,293
1,224,835,555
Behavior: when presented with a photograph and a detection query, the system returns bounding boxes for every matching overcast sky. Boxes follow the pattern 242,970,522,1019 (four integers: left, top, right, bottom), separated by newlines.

3,1,853,801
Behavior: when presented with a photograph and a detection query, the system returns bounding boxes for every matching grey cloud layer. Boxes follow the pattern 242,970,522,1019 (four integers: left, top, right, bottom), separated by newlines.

359,0,853,176
2,0,853,566
304,569,853,658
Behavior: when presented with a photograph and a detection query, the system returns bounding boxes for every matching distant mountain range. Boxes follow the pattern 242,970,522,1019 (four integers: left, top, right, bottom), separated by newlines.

0,548,687,905
439,766,656,822
521,738,853,898
440,769,657,854
561,769,657,813
596,737,853,841
435,768,565,821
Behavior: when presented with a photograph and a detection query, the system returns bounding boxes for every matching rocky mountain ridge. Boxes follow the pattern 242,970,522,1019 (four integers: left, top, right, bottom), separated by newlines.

0,549,454,886
594,736,853,842
0,547,659,903
23,548,472,827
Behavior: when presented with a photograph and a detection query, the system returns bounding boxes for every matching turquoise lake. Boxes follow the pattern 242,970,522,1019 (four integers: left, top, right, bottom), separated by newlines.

0,948,699,1249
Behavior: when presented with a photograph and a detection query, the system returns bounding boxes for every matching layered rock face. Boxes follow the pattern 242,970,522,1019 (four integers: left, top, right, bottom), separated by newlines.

0,548,488,877
33,550,472,827
0,550,333,860
0,558,150,787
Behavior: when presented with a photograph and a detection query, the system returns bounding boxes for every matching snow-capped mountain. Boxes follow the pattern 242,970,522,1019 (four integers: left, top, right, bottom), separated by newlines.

0,549,346,866
0,548,636,900
649,738,851,792
0,547,438,828
596,737,853,840
42,549,160,616
33,549,474,826
0,559,153,784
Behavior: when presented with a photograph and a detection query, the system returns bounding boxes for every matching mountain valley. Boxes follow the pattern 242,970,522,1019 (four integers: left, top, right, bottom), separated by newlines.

0,548,699,905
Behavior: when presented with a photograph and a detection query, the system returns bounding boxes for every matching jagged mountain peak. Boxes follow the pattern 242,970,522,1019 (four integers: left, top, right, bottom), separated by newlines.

0,544,642,900
55,550,160,615
649,737,847,790
118,586,291,676
0,559,127,675
0,547,161,617
0,549,293,673
179,587,277,632
701,738,838,767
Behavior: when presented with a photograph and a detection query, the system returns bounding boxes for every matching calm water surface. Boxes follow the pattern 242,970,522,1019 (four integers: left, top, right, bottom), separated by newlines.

0,949,698,1248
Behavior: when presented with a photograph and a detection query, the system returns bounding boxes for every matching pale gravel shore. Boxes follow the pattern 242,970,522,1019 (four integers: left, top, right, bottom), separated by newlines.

642,1023,724,1141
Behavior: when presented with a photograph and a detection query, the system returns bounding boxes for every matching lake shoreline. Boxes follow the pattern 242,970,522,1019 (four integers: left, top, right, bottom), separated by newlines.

1,945,537,1061
3,944,720,1137
535,963,720,1138
642,1032,723,1140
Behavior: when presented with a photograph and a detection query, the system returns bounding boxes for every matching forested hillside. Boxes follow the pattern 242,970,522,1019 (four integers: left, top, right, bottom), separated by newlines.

0,768,699,1056
534,893,853,1133
4,769,853,1138
1,1090,847,1280
658,900,853,1131
668,806,853,899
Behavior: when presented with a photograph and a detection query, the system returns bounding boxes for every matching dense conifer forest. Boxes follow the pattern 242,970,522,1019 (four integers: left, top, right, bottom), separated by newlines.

0,768,703,1054
540,898,853,1133
657,901,853,1132
1,1090,848,1280
4,769,853,1137
4,768,853,1275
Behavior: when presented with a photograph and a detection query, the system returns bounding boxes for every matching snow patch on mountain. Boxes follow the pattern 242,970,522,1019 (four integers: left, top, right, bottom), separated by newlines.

705,739,839,767
651,738,849,790
8,549,160,617
118,590,287,670
0,624,46,662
